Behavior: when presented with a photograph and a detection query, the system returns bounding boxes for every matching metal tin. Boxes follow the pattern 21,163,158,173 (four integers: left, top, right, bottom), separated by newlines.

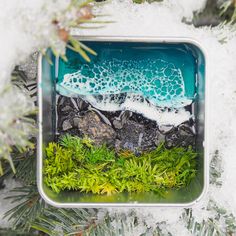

37,36,208,207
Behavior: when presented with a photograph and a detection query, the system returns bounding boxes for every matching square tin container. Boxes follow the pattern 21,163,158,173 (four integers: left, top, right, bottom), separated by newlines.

37,36,208,207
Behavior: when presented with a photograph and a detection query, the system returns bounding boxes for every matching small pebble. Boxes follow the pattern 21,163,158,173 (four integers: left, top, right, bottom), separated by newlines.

62,120,73,131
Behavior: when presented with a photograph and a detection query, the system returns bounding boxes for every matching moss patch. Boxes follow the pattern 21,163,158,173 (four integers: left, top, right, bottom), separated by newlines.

44,135,197,195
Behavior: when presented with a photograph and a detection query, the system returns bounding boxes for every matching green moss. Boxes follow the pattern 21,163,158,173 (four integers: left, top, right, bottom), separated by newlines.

43,135,197,195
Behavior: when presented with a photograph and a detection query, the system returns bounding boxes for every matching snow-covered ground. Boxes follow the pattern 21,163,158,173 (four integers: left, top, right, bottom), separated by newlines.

1,0,236,234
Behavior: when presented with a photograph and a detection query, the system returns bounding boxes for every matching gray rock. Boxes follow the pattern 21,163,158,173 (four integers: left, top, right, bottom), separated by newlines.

138,133,144,147
88,106,112,126
115,139,122,152
62,120,73,131
154,132,165,146
158,125,174,134
113,119,123,129
165,123,195,148
116,120,161,152
123,142,135,151
61,105,73,112
75,111,116,146
73,117,80,127
57,95,196,152
119,110,132,122
70,98,79,110
113,111,132,129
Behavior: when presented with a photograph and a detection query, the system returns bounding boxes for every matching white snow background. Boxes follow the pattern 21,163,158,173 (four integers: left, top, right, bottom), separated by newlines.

1,0,236,234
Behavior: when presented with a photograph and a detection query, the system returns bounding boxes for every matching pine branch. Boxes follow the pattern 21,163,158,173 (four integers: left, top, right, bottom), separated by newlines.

90,211,173,236
3,185,45,232
0,140,37,191
0,86,36,176
210,150,223,186
220,0,236,24
32,208,98,236
4,184,99,235
13,147,37,185
0,228,35,236
5,188,175,236
12,66,37,103
0,64,37,177
49,0,112,63
182,201,236,236
33,210,156,236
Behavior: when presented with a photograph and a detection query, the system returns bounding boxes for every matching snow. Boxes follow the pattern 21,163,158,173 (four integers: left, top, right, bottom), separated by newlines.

0,0,69,88
1,0,236,234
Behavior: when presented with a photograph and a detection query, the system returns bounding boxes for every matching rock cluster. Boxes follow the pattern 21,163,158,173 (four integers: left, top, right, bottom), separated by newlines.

57,95,196,152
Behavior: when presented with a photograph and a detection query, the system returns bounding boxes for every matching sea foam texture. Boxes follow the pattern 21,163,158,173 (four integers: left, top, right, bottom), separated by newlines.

57,58,192,126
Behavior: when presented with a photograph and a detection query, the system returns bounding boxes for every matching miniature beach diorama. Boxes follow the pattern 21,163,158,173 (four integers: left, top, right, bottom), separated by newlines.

38,37,207,207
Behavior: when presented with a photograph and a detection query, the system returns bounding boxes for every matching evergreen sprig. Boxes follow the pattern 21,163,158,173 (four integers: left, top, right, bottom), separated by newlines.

182,201,236,236
0,69,37,176
210,150,223,186
3,184,99,235
45,0,113,64
0,228,34,236
44,135,197,195
220,0,236,24
3,185,45,232
31,208,98,236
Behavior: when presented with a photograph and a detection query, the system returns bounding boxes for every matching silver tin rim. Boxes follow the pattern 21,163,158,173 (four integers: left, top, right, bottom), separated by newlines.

37,36,209,208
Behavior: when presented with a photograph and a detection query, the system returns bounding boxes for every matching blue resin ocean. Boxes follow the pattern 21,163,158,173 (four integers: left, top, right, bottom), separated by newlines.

56,42,197,126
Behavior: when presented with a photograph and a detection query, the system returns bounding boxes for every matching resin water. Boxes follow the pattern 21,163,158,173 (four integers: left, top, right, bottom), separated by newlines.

56,42,197,125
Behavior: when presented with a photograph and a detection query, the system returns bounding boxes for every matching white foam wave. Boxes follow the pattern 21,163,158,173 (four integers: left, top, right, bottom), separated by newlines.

57,84,192,126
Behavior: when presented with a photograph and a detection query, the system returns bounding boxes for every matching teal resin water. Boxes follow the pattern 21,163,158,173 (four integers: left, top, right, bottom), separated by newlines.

56,42,196,107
